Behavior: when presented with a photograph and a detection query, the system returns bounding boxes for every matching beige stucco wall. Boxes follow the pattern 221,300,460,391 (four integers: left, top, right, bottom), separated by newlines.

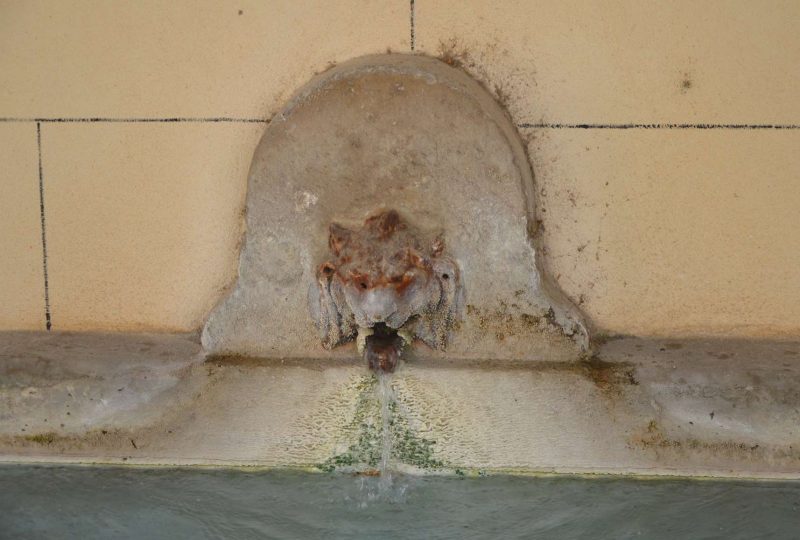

1,1,798,338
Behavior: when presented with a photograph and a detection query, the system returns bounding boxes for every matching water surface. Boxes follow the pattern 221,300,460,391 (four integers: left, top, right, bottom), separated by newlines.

1,465,798,539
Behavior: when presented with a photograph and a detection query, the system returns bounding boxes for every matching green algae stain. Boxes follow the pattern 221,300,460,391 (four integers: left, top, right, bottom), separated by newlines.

318,375,383,473
389,401,445,471
318,375,447,473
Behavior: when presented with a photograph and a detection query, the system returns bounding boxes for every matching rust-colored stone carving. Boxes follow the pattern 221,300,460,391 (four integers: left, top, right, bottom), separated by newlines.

310,209,462,369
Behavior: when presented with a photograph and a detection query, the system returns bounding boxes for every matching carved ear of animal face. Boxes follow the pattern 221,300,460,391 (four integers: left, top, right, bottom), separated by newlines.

309,262,337,348
329,224,352,256
428,257,462,349
310,261,354,349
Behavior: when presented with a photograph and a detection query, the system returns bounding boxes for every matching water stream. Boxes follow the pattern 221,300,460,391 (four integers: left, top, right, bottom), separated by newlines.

355,371,406,505
377,371,395,489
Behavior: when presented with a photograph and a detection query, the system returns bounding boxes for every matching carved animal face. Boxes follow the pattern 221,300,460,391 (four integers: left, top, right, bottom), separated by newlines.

310,210,461,351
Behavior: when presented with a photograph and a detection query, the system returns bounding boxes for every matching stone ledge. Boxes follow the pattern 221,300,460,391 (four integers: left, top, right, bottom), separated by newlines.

1,332,798,479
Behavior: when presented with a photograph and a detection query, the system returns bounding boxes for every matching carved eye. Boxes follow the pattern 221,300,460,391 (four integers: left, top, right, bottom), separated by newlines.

320,263,335,275
360,281,368,289
441,273,450,280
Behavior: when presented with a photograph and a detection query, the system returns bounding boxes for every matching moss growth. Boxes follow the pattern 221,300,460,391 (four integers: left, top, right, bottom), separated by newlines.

318,375,447,473
318,375,383,472
23,432,57,445
578,356,639,395
389,403,445,471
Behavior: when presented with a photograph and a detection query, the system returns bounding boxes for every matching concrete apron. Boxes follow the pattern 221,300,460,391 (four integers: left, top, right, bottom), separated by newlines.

1,331,799,479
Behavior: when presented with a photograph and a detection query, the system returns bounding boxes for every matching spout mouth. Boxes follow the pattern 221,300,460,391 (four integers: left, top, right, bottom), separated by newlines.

363,323,405,373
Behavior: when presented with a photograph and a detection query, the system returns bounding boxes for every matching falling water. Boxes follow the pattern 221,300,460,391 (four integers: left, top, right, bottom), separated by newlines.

377,371,395,489
350,327,408,503
354,371,407,506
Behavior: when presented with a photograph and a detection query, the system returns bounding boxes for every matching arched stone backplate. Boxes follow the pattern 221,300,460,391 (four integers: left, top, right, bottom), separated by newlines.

203,54,588,361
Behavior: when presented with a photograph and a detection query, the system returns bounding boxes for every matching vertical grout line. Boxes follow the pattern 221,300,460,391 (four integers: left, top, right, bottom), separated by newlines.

409,0,416,51
36,122,52,331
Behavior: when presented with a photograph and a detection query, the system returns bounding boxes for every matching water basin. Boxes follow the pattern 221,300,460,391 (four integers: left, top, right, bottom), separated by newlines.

1,465,798,539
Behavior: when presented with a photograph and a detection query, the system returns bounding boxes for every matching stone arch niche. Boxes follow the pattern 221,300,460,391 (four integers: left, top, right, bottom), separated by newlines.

203,54,588,362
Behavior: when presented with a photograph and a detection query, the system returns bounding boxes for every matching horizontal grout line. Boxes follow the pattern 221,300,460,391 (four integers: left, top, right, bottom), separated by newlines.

0,116,800,130
518,123,800,130
1,118,797,130
0,117,269,124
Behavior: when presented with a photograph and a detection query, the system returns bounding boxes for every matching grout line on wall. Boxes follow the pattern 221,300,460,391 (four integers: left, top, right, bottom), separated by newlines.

36,122,52,331
1,118,796,129
410,0,416,51
518,123,800,130
0,117,269,124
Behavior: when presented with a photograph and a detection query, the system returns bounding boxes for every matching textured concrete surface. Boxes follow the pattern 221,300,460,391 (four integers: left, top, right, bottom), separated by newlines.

528,129,800,338
416,1,800,125
203,55,587,361
2,332,799,479
0,1,408,119
0,124,45,330
42,123,263,332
